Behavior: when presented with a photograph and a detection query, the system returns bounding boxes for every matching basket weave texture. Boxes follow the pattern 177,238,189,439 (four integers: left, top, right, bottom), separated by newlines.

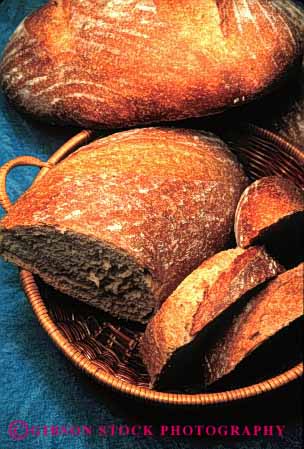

0,126,303,406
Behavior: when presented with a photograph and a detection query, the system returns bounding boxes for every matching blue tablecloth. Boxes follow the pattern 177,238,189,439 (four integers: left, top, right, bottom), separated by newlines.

0,2,302,448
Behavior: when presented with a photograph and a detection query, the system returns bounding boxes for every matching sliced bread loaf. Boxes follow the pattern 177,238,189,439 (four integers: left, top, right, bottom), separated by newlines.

139,245,282,388
203,263,303,387
0,127,247,323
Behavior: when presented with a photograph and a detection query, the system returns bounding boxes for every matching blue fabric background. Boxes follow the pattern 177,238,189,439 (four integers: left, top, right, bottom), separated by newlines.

0,2,302,448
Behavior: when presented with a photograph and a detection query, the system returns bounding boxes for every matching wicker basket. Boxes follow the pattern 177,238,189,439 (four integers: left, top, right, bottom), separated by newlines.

0,125,303,406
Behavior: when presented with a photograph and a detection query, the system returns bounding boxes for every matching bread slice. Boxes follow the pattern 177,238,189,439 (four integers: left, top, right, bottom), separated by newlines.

0,128,247,323
0,0,302,128
203,263,303,387
139,246,282,388
234,176,304,266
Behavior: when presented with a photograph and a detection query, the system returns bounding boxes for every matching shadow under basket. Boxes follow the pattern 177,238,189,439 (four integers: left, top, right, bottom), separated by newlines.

0,125,303,406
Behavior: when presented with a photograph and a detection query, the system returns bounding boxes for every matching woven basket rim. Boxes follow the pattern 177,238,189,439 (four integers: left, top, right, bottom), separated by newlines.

20,269,304,406
2,125,303,406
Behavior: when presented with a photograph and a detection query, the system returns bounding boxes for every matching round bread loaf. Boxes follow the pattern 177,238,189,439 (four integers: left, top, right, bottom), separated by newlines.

0,127,248,323
0,0,302,128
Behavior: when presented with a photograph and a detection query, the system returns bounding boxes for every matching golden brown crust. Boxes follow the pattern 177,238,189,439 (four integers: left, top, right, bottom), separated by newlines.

191,246,283,335
140,245,282,387
235,176,304,248
0,127,247,311
0,0,302,128
226,1,304,150
140,249,238,386
204,263,304,386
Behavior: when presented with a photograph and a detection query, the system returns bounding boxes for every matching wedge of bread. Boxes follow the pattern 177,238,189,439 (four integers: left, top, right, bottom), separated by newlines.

203,263,303,386
140,246,282,388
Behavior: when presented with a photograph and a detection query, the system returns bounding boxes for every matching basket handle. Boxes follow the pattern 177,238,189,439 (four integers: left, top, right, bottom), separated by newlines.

0,156,52,213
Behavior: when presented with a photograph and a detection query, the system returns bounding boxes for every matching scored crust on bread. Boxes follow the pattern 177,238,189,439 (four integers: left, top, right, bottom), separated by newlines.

250,0,304,150
0,127,247,323
216,1,304,150
276,0,304,33
139,245,282,388
0,0,302,128
235,176,304,249
203,263,304,387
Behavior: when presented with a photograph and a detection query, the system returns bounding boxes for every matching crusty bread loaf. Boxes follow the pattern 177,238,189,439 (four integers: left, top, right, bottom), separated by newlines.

235,176,304,249
203,263,303,387
0,0,302,128
139,245,282,388
0,127,247,323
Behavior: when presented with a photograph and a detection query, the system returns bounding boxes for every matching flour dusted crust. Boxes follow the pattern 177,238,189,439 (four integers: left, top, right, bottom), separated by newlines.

0,127,248,322
242,1,304,149
0,0,302,128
